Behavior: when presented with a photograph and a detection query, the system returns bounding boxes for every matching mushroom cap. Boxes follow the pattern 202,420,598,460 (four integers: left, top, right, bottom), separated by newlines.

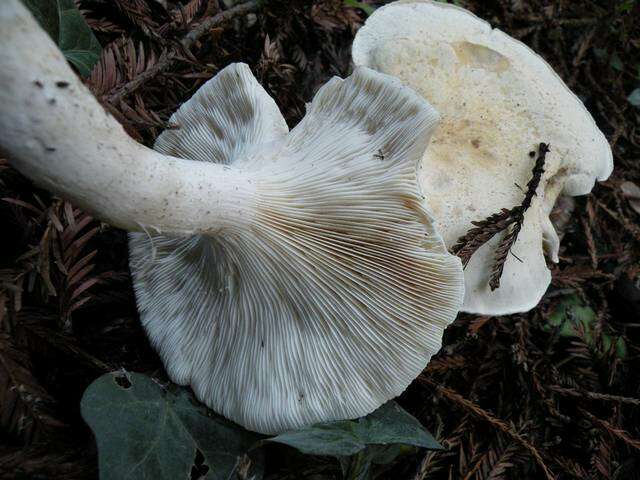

352,0,613,315
129,63,464,434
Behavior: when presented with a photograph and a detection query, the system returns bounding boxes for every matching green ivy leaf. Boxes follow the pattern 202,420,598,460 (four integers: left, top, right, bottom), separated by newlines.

268,402,438,479
545,295,627,359
593,48,607,61
81,372,263,480
547,294,596,340
611,52,624,72
343,0,375,16
603,335,628,359
338,444,415,480
628,88,640,107
23,0,101,77
268,401,440,457
617,0,636,13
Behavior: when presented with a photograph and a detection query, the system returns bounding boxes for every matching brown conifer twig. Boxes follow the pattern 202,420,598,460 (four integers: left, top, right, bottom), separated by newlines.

549,385,640,406
106,0,259,104
419,377,555,480
451,143,549,290
580,408,640,452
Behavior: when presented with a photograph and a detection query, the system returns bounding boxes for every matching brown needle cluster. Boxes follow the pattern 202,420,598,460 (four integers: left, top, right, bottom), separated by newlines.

451,143,549,290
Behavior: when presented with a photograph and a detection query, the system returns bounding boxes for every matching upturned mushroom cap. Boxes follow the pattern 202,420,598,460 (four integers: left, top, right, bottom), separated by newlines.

129,63,464,434
2,0,463,435
352,0,613,315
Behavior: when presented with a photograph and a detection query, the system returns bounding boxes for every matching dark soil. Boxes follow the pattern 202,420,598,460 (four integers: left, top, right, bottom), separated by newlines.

1,1,639,479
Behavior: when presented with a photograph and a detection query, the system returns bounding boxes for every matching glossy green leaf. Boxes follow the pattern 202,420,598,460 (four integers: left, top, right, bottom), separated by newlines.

628,88,640,107
546,294,627,359
547,294,596,340
343,0,375,16
611,52,624,72
81,372,262,480
338,449,375,480
23,0,101,76
268,401,440,457
603,335,628,359
338,444,414,480
617,0,636,13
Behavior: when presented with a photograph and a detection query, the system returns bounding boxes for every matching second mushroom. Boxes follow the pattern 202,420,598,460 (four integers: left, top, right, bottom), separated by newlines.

352,0,613,315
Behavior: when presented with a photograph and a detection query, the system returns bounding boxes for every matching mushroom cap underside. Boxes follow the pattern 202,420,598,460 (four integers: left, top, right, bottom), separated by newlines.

129,63,464,433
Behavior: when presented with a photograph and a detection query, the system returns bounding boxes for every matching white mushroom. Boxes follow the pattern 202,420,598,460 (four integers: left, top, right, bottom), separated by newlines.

1,0,464,434
352,0,613,315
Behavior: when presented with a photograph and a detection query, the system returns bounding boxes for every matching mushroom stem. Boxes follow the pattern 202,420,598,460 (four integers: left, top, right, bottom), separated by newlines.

0,0,256,236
